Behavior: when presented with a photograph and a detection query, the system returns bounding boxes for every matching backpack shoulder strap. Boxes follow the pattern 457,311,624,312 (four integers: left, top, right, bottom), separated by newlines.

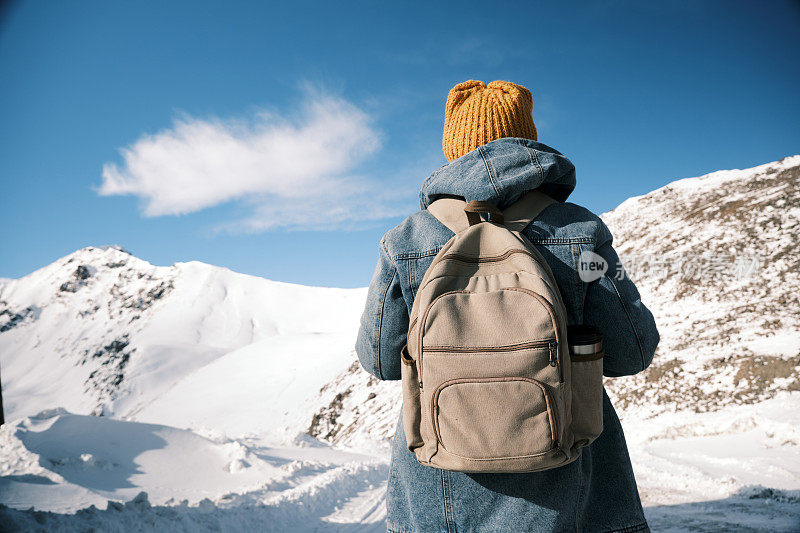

503,190,556,232
427,197,471,234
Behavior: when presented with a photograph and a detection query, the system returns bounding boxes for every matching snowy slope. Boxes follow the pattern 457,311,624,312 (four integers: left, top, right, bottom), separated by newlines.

1,156,800,531
133,332,365,440
0,410,388,531
0,245,365,429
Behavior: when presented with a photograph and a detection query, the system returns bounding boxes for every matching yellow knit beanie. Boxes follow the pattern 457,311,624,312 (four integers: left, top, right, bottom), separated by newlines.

442,80,538,162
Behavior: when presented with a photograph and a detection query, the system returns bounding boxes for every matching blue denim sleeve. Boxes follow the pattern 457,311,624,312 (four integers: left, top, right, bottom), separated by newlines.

355,238,408,381
584,222,660,377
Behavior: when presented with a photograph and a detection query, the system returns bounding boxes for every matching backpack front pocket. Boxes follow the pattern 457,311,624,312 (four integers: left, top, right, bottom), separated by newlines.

432,377,557,460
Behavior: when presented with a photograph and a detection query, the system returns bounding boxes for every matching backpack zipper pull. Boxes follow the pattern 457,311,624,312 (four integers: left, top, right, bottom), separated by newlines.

549,342,557,367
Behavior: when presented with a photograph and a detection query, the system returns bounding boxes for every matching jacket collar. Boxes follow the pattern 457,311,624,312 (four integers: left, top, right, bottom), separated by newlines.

419,137,576,210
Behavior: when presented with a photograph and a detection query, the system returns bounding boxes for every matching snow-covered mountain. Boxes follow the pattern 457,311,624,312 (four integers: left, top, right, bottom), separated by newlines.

1,156,799,531
303,155,800,448
0,247,381,530
0,246,365,434
603,155,800,413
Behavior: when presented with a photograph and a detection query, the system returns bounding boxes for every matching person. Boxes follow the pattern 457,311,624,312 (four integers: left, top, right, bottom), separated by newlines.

355,79,659,533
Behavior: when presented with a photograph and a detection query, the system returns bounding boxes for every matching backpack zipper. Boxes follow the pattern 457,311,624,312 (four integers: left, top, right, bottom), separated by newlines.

549,342,558,368
441,248,534,264
423,339,556,353
422,340,560,384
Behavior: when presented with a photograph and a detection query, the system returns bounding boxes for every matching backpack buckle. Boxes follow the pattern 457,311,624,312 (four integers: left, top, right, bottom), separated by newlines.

464,200,505,226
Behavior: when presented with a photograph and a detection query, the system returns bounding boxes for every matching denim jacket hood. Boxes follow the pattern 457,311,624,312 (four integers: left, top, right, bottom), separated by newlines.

419,137,577,210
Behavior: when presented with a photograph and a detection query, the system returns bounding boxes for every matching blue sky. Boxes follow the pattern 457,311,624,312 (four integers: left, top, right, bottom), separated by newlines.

1,1,798,287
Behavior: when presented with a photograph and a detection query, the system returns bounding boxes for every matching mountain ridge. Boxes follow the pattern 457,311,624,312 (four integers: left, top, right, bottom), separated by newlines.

0,245,365,425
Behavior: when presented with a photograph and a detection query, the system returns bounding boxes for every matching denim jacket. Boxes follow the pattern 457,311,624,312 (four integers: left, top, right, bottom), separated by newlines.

356,138,659,533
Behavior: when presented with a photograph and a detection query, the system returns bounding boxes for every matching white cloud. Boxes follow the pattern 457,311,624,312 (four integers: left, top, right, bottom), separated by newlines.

98,89,407,231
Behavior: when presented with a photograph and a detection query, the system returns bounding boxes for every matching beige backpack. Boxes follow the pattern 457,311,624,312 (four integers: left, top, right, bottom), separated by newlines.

400,190,604,473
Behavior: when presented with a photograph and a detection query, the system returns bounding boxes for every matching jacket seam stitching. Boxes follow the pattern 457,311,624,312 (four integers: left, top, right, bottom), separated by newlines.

571,243,583,318
530,237,594,245
391,241,595,259
576,456,587,532
519,137,536,169
440,470,448,532
608,275,647,371
409,261,417,300
375,240,396,381
441,469,455,533
530,146,545,182
393,248,443,260
394,239,594,256
478,145,502,198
